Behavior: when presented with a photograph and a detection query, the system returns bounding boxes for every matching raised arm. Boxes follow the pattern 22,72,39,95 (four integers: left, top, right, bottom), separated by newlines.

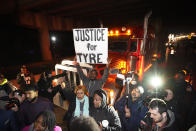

73,57,89,82
101,58,111,83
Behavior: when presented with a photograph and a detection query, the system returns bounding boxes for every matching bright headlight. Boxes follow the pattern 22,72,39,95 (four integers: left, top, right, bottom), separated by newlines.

150,76,163,88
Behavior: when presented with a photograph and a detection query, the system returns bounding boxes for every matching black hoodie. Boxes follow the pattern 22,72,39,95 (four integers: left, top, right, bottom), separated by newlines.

90,89,121,131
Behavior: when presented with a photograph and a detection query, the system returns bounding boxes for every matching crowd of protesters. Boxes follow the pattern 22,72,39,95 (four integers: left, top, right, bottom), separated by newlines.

0,59,196,131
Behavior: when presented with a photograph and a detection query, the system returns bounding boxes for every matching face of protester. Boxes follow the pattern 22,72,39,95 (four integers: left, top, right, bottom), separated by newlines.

89,71,97,80
34,115,47,131
131,88,141,102
164,89,174,102
76,89,85,100
93,94,102,108
25,90,38,102
149,108,166,123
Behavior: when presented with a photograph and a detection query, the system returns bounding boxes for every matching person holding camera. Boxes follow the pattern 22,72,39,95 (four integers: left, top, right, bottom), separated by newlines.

115,86,148,131
140,98,179,131
37,66,62,103
17,84,53,129
0,90,19,131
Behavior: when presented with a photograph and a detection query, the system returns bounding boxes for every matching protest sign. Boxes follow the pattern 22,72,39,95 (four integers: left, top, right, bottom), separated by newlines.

73,28,108,64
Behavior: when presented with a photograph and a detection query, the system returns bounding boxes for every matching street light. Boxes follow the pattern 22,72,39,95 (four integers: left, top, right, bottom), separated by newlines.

51,36,56,42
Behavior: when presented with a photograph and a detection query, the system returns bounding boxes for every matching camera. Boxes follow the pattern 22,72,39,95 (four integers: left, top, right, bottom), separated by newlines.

5,97,20,110
140,112,153,130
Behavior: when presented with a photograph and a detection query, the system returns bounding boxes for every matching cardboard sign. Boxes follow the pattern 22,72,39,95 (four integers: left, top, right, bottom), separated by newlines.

73,28,108,64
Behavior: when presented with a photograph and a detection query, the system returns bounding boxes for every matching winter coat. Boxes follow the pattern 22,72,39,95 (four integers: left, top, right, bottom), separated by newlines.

62,88,90,129
37,73,61,102
17,97,53,129
0,79,13,95
90,91,121,131
0,109,19,131
114,95,148,131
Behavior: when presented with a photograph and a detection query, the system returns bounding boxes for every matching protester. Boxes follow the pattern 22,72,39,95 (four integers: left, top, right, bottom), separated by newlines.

140,98,179,131
21,110,62,131
173,70,194,130
0,90,19,131
17,84,53,129
70,116,100,131
62,85,90,129
16,65,35,91
119,72,141,97
74,57,110,97
115,86,148,131
0,73,14,96
90,89,121,131
37,66,61,103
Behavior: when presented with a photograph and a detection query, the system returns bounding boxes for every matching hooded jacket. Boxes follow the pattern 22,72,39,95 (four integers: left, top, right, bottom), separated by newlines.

90,89,121,131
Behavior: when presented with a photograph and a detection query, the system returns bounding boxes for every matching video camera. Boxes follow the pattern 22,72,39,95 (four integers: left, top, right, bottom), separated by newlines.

0,95,20,110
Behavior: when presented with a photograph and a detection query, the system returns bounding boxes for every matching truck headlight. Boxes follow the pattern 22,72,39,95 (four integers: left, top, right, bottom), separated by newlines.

149,76,163,88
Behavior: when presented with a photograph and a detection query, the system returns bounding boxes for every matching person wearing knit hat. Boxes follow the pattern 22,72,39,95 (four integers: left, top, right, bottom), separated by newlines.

90,89,121,131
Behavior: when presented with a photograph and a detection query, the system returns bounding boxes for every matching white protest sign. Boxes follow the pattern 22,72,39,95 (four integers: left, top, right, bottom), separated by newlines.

73,28,108,64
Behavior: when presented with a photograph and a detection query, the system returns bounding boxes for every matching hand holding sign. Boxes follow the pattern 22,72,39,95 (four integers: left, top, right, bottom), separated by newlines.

106,57,112,68
73,28,108,64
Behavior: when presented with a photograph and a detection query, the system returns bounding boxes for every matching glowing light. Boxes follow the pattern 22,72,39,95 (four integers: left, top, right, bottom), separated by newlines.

119,61,126,74
127,29,131,34
170,49,175,54
144,64,152,72
138,56,144,81
115,30,119,35
122,26,126,31
182,70,187,75
51,36,56,42
138,86,144,94
150,76,163,88
53,79,58,83
110,91,114,97
153,54,158,57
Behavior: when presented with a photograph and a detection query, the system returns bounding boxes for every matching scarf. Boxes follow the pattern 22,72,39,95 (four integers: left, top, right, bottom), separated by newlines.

74,95,89,117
